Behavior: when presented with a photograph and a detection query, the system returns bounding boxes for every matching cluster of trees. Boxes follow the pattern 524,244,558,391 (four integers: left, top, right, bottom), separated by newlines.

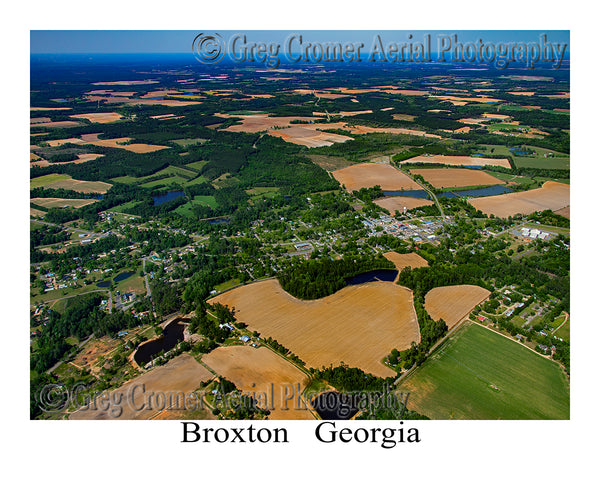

278,254,395,300
310,364,394,392
188,304,232,344
261,336,305,366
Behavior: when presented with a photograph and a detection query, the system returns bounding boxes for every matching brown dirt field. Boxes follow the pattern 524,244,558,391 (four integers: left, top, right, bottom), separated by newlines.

84,95,200,107
508,91,536,96
70,354,213,420
269,127,353,148
72,337,121,371
70,112,123,123
409,168,505,188
215,113,317,133
392,114,416,121
432,95,501,104
30,107,72,111
383,252,429,280
424,285,491,329
374,196,434,212
202,346,315,420
31,198,98,209
30,117,51,124
483,113,511,120
30,207,45,217
333,163,421,192
402,155,511,169
29,153,104,168
41,178,112,194
307,155,356,171
208,279,420,377
31,120,81,128
46,138,86,147
554,206,570,219
81,136,170,153
468,181,570,218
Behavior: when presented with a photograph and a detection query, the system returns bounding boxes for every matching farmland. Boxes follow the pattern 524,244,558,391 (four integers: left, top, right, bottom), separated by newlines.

383,251,429,279
398,323,570,419
333,163,421,192
69,354,214,420
30,174,112,194
31,198,98,209
468,181,570,217
208,279,420,377
424,285,491,329
202,345,315,420
402,155,511,169
374,195,434,212
410,168,505,189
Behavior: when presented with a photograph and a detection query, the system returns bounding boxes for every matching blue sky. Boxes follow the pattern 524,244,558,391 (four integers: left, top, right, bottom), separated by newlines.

31,30,569,54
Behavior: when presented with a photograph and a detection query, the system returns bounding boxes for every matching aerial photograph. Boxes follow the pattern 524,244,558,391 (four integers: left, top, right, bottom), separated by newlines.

29,30,570,422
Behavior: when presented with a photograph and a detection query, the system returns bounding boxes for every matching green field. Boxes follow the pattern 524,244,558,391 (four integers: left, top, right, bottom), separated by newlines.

112,165,198,188
477,144,570,170
30,173,71,189
555,316,570,342
182,160,208,172
399,322,569,419
174,195,218,217
172,138,208,147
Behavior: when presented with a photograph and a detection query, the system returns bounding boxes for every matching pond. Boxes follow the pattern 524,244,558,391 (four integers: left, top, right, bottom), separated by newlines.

346,269,398,285
133,319,187,366
437,185,513,199
153,190,185,206
114,271,135,283
96,280,111,288
311,391,360,420
383,189,431,199
509,148,532,156
208,217,230,225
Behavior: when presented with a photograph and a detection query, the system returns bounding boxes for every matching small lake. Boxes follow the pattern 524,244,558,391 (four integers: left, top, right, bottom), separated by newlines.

346,269,398,285
437,185,513,199
208,217,230,225
383,189,431,199
153,190,185,206
509,148,531,156
96,280,111,288
114,271,135,283
134,319,186,366
311,392,360,420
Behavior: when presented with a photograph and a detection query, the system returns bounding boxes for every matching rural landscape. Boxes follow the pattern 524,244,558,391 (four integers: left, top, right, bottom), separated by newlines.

30,36,570,421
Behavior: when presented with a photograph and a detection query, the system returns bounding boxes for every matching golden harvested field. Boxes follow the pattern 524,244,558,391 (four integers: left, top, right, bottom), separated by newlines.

431,95,501,104
30,153,104,168
33,175,112,194
333,163,421,192
31,198,98,209
30,208,45,218
79,136,170,153
208,279,420,377
30,107,72,111
468,181,570,218
402,155,511,169
409,168,505,188
424,285,491,329
202,346,315,420
374,196,433,212
46,137,85,147
70,354,213,420
215,113,316,133
270,126,353,148
70,112,123,123
383,252,429,280
554,206,570,219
